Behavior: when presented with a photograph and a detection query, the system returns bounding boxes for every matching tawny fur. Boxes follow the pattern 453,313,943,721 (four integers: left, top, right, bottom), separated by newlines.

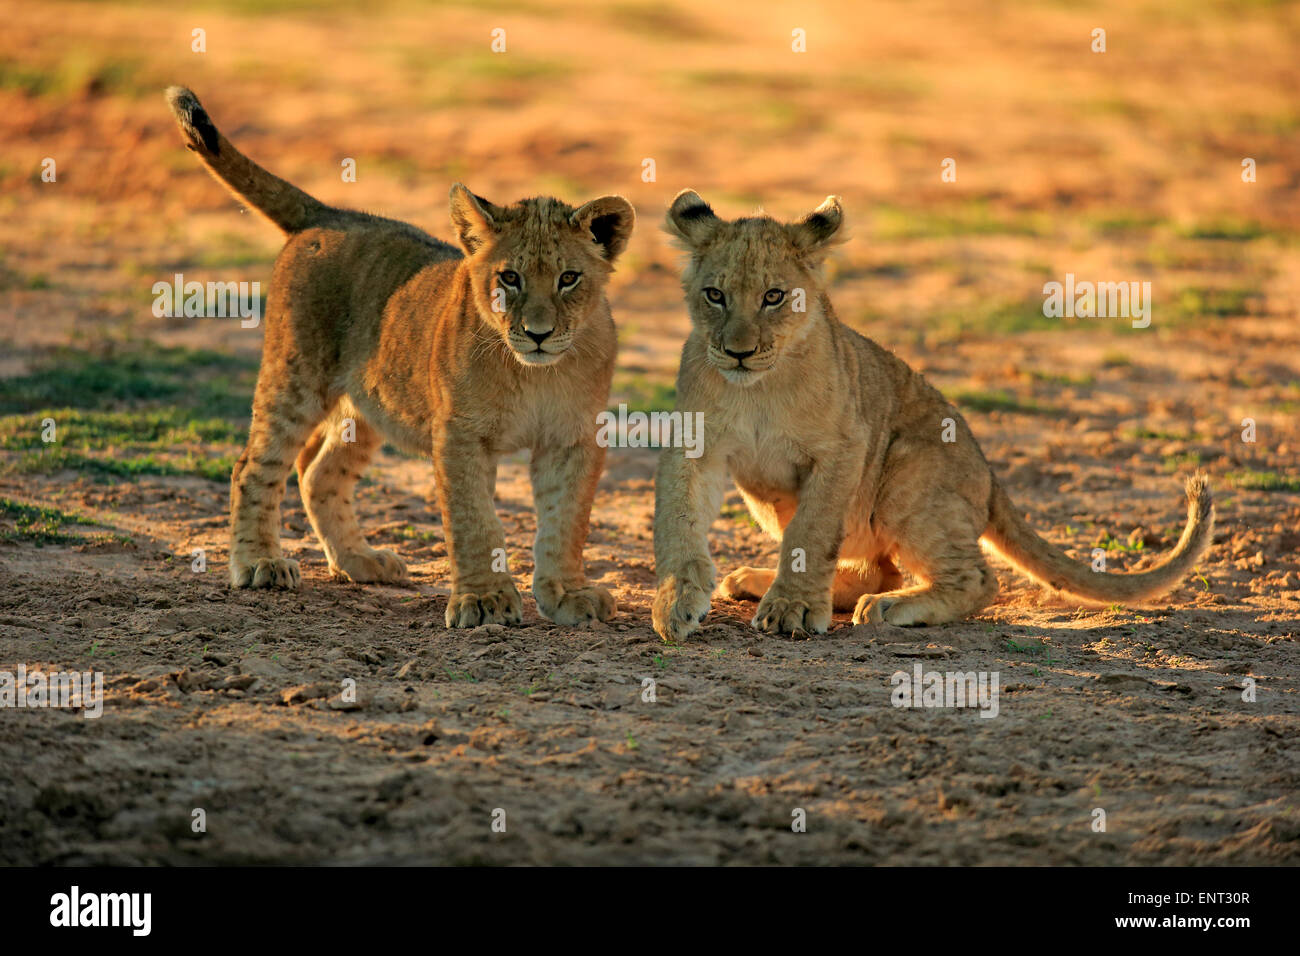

652,190,1214,641
166,86,633,628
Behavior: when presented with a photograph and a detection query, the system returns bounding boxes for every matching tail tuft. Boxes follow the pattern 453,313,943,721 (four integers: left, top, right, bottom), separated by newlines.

1185,470,1213,524
164,85,327,234
165,86,220,155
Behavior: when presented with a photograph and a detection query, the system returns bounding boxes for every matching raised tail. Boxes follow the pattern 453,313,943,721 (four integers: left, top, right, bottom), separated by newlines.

165,86,327,234
983,473,1214,604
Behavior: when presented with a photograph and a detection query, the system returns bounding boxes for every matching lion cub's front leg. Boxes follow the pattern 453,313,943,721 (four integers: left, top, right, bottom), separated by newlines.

652,447,728,641
529,440,615,626
433,428,523,628
750,456,861,636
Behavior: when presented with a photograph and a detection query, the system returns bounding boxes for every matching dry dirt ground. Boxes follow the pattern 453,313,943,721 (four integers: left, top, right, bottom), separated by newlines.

1,0,1298,864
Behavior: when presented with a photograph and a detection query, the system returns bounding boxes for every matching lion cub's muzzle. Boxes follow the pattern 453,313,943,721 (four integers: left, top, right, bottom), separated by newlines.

707,342,777,384
507,327,574,366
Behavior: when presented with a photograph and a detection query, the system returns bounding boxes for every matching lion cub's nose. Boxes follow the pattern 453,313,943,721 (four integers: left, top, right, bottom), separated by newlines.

724,346,756,360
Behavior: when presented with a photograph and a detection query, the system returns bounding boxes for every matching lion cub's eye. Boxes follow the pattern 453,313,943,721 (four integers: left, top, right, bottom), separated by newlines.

763,289,785,307
499,270,521,288
558,270,581,289
704,287,726,305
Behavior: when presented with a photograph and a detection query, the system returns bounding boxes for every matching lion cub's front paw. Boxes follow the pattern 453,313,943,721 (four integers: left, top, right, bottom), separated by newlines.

330,547,408,585
445,583,524,628
752,586,831,636
652,574,712,642
231,556,301,590
537,584,616,626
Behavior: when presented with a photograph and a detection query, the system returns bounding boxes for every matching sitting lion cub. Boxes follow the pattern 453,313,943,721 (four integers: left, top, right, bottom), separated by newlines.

652,190,1213,641
166,87,633,628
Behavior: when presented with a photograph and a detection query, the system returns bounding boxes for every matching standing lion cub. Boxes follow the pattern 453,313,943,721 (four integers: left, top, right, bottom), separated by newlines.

652,190,1213,641
166,87,633,628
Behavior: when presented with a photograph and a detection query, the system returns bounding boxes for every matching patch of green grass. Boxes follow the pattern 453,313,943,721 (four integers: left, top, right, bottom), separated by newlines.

1086,211,1166,238
409,51,573,107
948,389,1053,416
1123,426,1200,442
873,200,1049,241
1100,350,1132,368
1173,285,1261,321
677,69,812,96
0,343,256,419
720,503,757,528
0,497,98,545
0,52,152,100
0,391,247,483
930,297,1060,336
10,447,237,483
1228,470,1300,492
1094,531,1145,554
1177,218,1269,241
1027,369,1095,387
0,408,244,451
1163,451,1203,472
534,172,591,200
195,233,275,269
0,61,49,97
0,254,52,292
610,375,676,415
389,524,440,544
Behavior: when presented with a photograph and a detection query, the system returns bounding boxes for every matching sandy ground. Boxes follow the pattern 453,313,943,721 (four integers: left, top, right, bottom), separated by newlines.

1,0,1298,864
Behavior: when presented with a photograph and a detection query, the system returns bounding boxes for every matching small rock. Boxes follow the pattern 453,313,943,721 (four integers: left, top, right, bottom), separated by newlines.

469,624,507,642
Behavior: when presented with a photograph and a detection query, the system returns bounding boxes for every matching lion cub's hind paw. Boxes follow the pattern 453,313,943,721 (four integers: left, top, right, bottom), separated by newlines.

853,594,929,627
446,585,524,628
232,556,301,590
720,566,775,603
331,547,408,585
543,585,616,626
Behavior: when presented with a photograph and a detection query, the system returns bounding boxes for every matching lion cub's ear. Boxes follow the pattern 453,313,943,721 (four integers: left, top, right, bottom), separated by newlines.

571,196,635,263
788,195,845,260
449,183,503,254
664,189,720,249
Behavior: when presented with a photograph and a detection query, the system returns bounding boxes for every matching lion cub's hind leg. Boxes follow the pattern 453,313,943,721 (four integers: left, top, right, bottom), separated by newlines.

852,502,998,627
297,408,408,585
721,558,904,612
229,369,332,589
831,558,905,612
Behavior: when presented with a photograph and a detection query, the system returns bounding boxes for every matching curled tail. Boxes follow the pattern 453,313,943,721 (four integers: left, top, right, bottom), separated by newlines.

983,473,1214,604
165,86,327,234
